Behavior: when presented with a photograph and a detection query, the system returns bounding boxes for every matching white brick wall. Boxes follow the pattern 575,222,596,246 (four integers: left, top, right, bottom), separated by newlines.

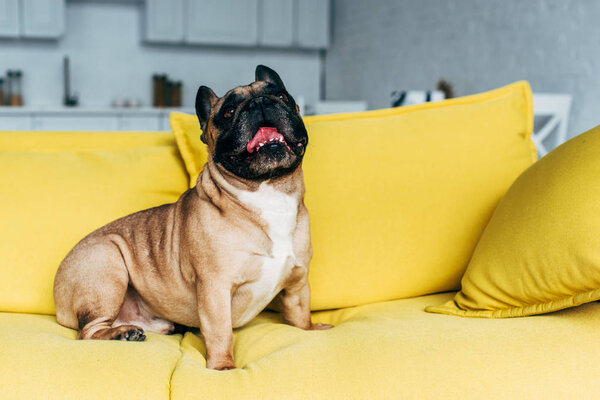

326,0,600,139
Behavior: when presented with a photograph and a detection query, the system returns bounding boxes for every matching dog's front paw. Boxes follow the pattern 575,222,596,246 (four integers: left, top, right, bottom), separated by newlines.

207,356,236,371
310,322,334,330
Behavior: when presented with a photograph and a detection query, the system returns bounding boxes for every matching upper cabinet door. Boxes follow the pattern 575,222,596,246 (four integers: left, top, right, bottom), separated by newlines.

144,0,184,43
259,0,293,47
0,0,19,38
184,0,258,46
21,0,65,39
297,0,329,49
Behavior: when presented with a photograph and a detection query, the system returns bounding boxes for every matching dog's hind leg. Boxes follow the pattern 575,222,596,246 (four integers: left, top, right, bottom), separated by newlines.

113,287,175,335
54,240,146,341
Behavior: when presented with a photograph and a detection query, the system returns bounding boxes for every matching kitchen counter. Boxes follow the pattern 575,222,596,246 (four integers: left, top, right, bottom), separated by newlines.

0,107,195,131
0,107,194,114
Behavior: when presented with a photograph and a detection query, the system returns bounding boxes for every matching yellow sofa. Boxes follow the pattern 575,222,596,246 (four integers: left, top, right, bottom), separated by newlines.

5,293,600,399
3,82,597,399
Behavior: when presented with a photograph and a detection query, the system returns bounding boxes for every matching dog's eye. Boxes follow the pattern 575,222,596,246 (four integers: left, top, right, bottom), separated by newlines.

277,92,288,102
224,107,235,118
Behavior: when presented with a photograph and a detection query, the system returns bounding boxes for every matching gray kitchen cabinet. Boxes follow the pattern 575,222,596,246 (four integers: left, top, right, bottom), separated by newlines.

21,0,65,39
143,0,184,43
0,0,19,38
297,0,329,48
184,0,258,46
259,0,294,47
142,0,328,49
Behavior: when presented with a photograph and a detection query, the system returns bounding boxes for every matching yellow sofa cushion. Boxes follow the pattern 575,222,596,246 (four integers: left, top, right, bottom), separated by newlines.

427,124,600,318
5,293,598,399
169,292,600,399
0,313,182,399
170,82,536,310
0,131,189,315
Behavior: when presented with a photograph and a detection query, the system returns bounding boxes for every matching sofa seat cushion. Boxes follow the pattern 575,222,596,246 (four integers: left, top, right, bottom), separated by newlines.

169,292,600,399
0,312,182,400
4,294,599,399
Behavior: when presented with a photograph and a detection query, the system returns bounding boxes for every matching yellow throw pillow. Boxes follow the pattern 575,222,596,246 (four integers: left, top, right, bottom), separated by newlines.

0,138,188,315
427,124,600,318
170,81,536,310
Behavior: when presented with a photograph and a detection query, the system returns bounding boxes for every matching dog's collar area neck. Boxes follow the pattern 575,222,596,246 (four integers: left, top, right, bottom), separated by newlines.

208,160,302,192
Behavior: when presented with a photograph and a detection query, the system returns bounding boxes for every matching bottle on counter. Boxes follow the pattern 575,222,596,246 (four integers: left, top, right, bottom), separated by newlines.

8,70,23,106
171,81,182,108
152,74,161,107
153,74,168,108
165,80,173,107
153,74,185,108
0,77,4,106
6,70,13,106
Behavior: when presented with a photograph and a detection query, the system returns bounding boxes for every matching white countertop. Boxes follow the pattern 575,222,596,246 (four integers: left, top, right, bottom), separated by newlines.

0,106,195,115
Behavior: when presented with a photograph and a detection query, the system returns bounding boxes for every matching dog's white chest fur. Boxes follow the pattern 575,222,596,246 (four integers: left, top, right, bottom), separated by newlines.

234,182,298,327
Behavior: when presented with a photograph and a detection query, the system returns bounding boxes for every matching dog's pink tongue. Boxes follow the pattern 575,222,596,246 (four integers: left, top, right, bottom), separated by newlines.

247,127,283,153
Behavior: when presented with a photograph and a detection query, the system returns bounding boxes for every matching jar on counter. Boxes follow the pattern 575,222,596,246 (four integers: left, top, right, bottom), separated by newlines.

8,70,23,106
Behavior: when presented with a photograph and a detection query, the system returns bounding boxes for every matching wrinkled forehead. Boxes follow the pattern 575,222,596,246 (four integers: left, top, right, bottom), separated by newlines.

215,81,273,108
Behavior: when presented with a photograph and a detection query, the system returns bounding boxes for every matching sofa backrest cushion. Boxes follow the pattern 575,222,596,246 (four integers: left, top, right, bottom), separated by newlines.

170,81,536,310
0,131,189,315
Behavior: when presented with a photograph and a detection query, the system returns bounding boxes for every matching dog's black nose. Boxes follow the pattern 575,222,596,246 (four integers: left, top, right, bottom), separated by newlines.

247,96,274,110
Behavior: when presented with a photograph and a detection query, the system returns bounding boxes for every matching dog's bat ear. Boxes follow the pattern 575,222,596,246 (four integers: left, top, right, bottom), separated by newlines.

195,86,218,144
255,65,286,90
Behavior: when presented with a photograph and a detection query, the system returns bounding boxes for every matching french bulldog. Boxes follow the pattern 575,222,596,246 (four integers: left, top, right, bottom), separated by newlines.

54,65,332,370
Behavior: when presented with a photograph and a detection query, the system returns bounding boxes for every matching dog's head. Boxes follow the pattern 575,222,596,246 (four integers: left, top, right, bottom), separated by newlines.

196,65,308,181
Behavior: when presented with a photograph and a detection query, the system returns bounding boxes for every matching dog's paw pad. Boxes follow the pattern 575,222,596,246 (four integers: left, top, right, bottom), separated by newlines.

111,328,146,341
128,329,146,341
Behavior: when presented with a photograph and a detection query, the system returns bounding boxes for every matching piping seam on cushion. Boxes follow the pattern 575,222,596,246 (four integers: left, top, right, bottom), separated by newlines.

168,333,185,400
425,287,600,318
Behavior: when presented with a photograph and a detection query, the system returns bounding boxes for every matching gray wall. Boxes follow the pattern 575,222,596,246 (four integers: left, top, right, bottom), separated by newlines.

326,0,600,138
0,2,321,108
